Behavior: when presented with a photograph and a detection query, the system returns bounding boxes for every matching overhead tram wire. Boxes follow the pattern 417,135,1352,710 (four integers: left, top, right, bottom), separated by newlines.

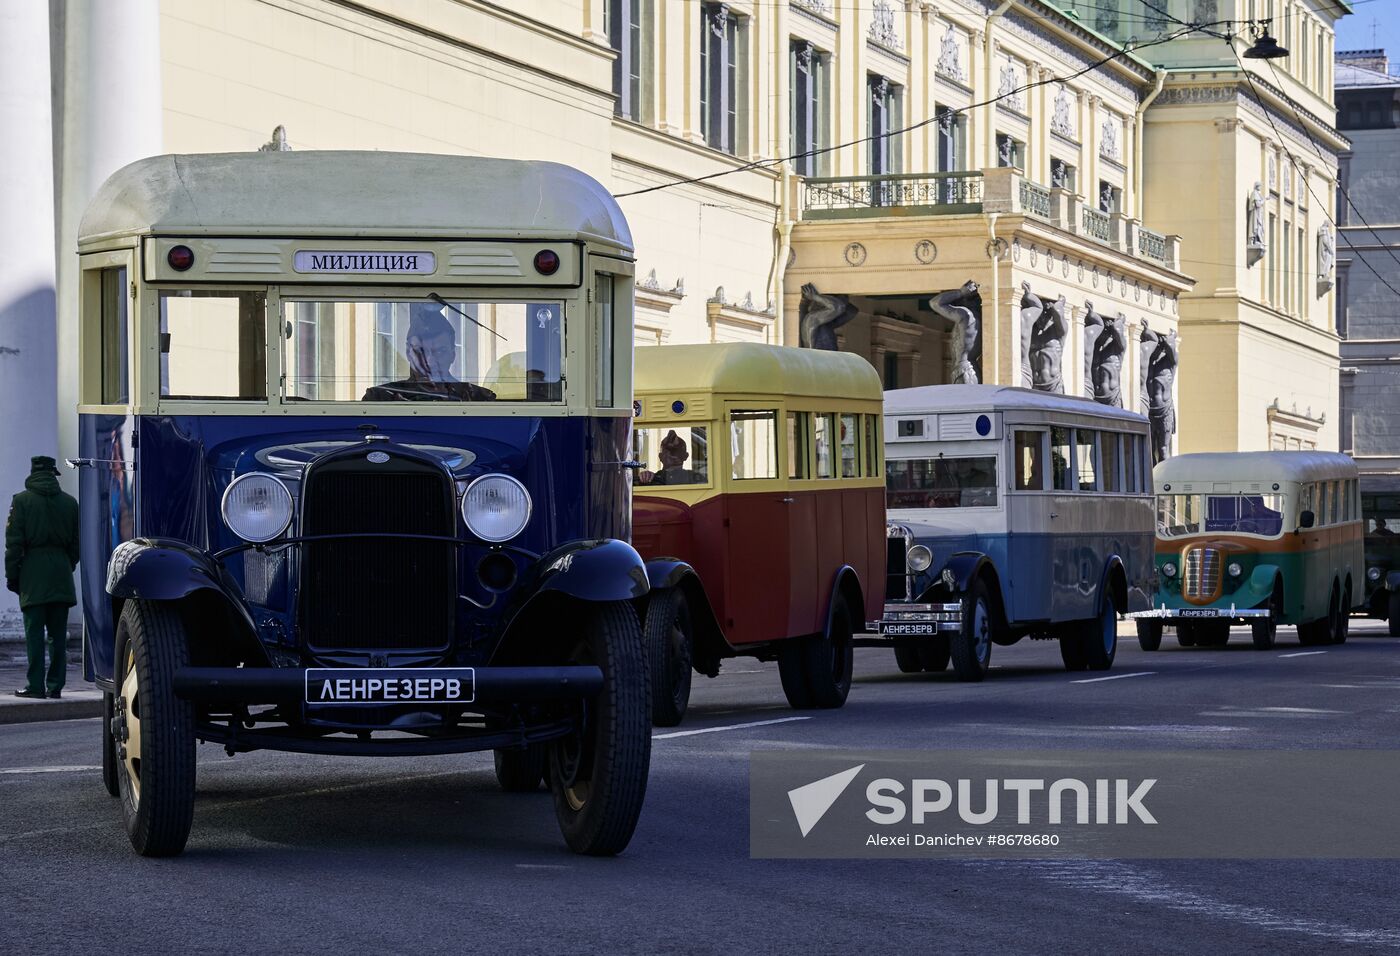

1259,55,1400,274
614,21,1220,199
1227,44,1400,302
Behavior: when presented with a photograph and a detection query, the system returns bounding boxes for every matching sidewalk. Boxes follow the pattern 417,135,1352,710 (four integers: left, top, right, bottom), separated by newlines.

0,646,103,724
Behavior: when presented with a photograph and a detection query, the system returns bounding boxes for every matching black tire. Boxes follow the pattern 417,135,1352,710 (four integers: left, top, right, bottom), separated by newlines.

548,601,650,857
1390,591,1400,638
780,595,855,709
101,691,119,798
1176,623,1197,647
643,589,693,727
918,636,951,672
1251,617,1277,650
1136,620,1163,651
1084,591,1118,671
114,600,196,857
894,643,924,674
1333,587,1350,645
494,744,546,793
1199,623,1231,647
1059,630,1088,671
950,578,993,682
1297,618,1327,646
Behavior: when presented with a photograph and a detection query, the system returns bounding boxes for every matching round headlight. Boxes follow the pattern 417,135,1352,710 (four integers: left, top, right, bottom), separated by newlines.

907,545,933,573
1369,566,1383,582
1227,562,1243,578
221,473,293,543
1162,561,1177,578
462,473,532,543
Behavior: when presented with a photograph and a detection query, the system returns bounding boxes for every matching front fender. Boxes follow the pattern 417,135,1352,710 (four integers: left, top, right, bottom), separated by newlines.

107,538,244,604
1242,564,1282,606
644,557,694,592
919,551,992,599
526,539,650,603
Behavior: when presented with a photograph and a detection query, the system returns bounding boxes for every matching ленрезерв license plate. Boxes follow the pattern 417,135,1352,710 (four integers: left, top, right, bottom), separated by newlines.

306,668,476,704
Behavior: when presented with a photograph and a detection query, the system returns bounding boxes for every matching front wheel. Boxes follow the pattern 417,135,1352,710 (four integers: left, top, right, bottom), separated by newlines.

1389,591,1400,638
918,635,951,672
101,691,119,798
494,744,546,793
1136,620,1163,652
950,579,993,682
894,643,924,674
643,589,693,727
549,602,651,856
114,600,196,857
1251,617,1277,650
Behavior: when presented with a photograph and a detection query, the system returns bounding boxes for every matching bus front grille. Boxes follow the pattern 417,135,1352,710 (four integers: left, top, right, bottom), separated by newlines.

1183,547,1222,601
887,531,910,600
299,456,456,654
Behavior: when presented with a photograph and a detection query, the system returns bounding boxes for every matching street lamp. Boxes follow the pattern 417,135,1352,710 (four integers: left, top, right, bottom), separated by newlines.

1243,20,1289,59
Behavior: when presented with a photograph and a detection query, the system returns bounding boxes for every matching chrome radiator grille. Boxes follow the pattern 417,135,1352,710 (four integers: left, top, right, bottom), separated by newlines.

887,529,910,601
1183,547,1222,600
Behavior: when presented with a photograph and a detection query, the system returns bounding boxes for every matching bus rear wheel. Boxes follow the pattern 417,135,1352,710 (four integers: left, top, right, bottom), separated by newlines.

1332,587,1350,645
643,588,693,727
1083,592,1118,671
779,594,854,709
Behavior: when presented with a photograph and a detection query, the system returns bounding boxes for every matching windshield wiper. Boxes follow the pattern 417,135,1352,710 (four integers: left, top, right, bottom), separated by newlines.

427,292,505,341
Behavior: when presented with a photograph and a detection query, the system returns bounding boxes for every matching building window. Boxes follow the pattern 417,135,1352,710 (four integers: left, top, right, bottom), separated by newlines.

935,106,965,172
868,74,903,176
1098,180,1121,214
701,3,743,154
606,0,646,121
996,133,1024,170
1268,213,1277,304
883,350,900,388
790,41,829,177
1051,158,1076,191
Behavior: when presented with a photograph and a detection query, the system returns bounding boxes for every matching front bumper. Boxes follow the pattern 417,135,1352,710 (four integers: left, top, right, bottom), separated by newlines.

868,602,964,637
1127,606,1271,622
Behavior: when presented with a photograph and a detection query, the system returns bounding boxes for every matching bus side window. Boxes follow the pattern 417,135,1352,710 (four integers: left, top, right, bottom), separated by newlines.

1101,432,1121,493
839,413,858,478
594,274,614,407
1124,433,1139,493
731,409,778,480
788,412,810,479
1014,430,1044,490
99,267,130,405
1075,429,1098,492
1330,480,1341,525
814,413,836,479
1051,426,1073,491
863,414,879,477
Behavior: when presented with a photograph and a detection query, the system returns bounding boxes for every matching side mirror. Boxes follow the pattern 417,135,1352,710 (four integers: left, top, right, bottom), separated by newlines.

1299,510,1315,530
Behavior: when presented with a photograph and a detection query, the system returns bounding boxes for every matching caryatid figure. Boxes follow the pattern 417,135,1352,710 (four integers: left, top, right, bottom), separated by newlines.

1019,281,1041,389
1139,320,1156,418
931,281,982,385
1029,293,1068,394
1083,302,1104,399
1092,311,1128,408
1146,330,1179,464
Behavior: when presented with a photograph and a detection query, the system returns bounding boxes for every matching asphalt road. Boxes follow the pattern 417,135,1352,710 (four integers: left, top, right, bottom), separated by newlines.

5,620,1400,954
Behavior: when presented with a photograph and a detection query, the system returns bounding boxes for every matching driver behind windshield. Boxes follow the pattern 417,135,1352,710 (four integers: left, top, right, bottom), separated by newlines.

638,430,702,486
362,302,496,402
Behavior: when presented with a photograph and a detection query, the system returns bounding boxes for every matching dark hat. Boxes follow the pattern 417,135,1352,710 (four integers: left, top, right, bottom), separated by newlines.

30,456,58,475
408,302,455,343
659,430,689,462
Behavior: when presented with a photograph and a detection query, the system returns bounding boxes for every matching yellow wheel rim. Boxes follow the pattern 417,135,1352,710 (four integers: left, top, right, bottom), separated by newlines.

120,645,142,803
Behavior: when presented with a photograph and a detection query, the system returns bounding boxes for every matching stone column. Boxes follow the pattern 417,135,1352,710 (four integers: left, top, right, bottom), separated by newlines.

54,0,163,485
1126,318,1143,417
0,2,59,636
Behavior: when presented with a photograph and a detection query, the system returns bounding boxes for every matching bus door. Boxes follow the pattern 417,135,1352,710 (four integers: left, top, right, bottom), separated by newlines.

1007,426,1054,623
1048,424,1099,621
721,405,790,644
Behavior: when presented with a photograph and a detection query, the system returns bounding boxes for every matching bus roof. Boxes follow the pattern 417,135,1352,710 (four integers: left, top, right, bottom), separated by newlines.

78,151,632,250
885,384,1147,424
1155,451,1358,485
635,344,882,401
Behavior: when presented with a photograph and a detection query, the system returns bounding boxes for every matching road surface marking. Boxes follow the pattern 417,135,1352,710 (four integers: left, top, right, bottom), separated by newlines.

0,765,101,775
653,716,812,740
1071,671,1155,684
1260,706,1346,714
1279,651,1327,658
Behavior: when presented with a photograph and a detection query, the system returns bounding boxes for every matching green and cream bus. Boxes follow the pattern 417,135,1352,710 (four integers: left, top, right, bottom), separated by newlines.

1131,452,1363,650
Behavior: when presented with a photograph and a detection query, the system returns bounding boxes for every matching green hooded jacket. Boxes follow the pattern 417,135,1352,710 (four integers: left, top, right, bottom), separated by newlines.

5,470,80,609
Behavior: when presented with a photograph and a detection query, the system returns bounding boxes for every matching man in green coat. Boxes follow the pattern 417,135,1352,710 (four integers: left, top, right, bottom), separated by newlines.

5,456,80,699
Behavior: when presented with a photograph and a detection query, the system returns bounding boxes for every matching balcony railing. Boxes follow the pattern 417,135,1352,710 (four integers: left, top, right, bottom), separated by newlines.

1137,226,1168,263
801,171,983,220
1081,206,1114,244
1019,178,1052,221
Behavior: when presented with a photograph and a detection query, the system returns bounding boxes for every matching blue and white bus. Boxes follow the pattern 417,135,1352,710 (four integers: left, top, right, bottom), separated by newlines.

871,386,1156,680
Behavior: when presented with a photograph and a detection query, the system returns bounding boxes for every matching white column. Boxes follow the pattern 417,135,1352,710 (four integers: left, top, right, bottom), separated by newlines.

54,0,163,486
0,1,59,636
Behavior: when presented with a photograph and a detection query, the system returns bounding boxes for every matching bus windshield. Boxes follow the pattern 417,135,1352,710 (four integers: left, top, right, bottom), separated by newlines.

1158,493,1284,537
886,456,998,509
280,298,563,402
633,425,709,487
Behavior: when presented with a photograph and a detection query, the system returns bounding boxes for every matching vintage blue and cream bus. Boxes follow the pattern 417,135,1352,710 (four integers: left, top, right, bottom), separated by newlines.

873,386,1155,680
74,152,649,857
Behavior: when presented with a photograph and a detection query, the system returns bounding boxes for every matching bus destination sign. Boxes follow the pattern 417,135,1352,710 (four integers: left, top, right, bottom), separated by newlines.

293,250,437,274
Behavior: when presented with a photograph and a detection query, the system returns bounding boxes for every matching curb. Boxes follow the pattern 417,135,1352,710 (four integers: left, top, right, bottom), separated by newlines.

0,699,103,726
